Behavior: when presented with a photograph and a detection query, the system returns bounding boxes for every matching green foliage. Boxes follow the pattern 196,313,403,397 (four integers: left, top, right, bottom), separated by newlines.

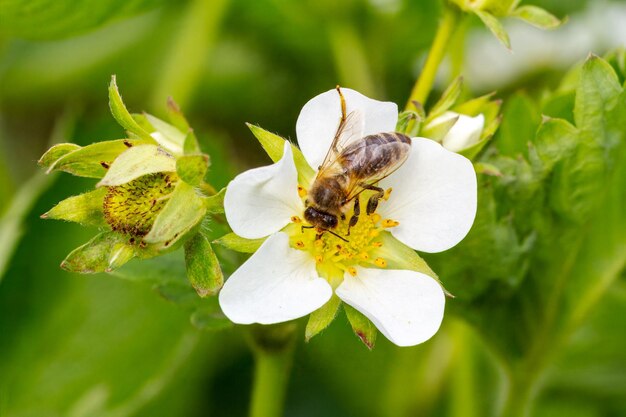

0,0,167,40
427,54,626,414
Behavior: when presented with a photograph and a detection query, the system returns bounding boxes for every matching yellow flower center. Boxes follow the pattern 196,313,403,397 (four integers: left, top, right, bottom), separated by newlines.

287,190,399,280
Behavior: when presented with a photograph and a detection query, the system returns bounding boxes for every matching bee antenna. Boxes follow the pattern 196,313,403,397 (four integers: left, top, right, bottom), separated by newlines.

327,229,349,243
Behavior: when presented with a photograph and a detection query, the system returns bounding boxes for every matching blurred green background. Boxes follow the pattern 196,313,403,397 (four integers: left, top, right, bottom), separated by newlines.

1,0,625,416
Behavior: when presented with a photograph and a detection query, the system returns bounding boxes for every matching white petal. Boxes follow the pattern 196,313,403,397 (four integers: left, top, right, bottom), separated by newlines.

441,112,485,152
224,142,303,239
219,232,333,325
296,88,398,170
379,137,477,253
336,267,445,347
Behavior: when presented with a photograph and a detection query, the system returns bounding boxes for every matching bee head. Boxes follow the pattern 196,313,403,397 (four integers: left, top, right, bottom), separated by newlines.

304,207,338,230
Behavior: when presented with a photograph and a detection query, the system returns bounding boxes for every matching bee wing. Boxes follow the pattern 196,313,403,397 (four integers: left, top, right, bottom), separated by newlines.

317,109,364,174
343,140,411,203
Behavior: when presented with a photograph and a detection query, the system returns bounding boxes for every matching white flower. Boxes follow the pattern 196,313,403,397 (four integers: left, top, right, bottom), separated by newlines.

429,111,485,153
220,88,477,347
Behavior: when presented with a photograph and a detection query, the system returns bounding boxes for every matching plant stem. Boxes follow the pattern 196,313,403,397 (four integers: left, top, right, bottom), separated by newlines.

248,324,297,417
406,4,460,111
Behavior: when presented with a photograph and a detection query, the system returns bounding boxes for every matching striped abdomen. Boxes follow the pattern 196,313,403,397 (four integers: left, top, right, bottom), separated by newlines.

339,132,411,180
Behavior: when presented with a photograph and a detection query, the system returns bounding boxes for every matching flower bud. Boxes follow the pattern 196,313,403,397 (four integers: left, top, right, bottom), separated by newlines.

427,111,485,152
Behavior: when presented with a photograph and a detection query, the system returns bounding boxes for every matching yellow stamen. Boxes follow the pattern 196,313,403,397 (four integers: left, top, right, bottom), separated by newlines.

371,241,383,247
383,187,393,201
374,257,387,268
370,213,381,223
297,185,307,197
295,240,305,249
291,215,302,223
369,229,380,238
315,255,324,263
347,267,358,276
382,219,399,228
358,252,369,260
314,239,324,248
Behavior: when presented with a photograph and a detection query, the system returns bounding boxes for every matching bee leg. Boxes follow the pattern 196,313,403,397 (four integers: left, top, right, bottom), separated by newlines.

301,225,315,234
362,184,385,215
347,198,360,236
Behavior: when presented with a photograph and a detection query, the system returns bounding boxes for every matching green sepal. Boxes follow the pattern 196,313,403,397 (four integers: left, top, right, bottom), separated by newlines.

38,143,80,169
512,5,563,30
184,232,224,297
183,130,201,155
344,304,377,349
453,92,497,117
108,75,154,142
144,113,186,155
204,187,225,214
246,123,315,186
97,144,176,187
166,97,191,133
44,139,151,178
427,76,463,122
475,10,510,50
177,154,210,186
421,113,458,142
42,188,108,227
61,232,135,273
213,232,266,253
396,110,421,137
144,181,206,248
305,294,341,342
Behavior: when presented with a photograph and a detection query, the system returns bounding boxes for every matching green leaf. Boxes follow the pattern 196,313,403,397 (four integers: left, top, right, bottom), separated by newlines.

530,117,578,175
305,295,341,341
344,304,377,349
112,250,187,285
38,143,80,169
144,182,206,248
176,154,210,186
475,10,511,50
190,309,232,331
213,233,266,253
45,139,151,178
574,55,622,136
97,144,176,187
42,188,108,227
427,76,463,121
496,93,541,157
512,5,563,29
61,232,135,273
109,75,155,142
204,187,225,214
246,123,315,185
184,232,224,297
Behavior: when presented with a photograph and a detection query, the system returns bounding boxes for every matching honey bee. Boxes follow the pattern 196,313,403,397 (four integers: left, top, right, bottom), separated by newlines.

303,86,412,238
